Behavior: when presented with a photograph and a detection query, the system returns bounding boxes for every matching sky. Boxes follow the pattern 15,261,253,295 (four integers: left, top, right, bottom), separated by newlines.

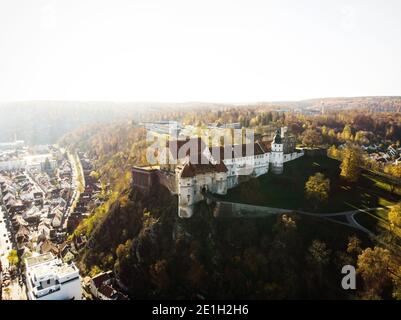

0,0,400,103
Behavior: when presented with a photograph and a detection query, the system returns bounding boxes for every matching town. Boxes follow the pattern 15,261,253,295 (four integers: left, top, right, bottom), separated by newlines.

0,140,127,300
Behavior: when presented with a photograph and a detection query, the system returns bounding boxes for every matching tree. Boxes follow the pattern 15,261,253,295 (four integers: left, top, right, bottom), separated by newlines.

307,240,331,267
90,170,100,180
8,250,19,267
327,145,340,160
355,131,369,145
305,240,332,291
388,203,401,229
341,125,353,141
149,259,170,292
392,266,401,300
328,129,337,144
340,145,363,182
89,265,102,277
346,235,362,256
302,129,323,147
386,165,401,193
357,247,392,298
305,173,330,203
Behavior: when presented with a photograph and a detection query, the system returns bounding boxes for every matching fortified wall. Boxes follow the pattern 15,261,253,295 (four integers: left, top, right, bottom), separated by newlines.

132,166,177,195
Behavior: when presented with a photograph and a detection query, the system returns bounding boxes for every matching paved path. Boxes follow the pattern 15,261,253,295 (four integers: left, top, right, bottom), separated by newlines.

61,148,84,230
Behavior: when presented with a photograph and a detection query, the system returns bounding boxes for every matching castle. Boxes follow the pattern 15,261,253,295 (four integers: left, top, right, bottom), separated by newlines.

132,128,304,218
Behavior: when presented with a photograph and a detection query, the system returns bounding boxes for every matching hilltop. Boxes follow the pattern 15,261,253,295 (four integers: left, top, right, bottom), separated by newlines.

58,107,401,299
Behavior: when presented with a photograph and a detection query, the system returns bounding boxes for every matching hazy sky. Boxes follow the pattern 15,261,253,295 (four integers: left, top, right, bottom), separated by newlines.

0,0,400,102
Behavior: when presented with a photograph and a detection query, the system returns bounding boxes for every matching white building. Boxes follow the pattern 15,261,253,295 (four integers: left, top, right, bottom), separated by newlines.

133,128,303,218
172,129,303,218
25,253,82,300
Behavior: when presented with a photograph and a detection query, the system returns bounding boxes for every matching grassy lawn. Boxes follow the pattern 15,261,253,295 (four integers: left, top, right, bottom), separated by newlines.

218,156,400,213
354,208,389,233
355,208,401,239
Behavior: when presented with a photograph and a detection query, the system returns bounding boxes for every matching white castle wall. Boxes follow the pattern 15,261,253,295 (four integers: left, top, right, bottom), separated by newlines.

177,137,304,218
283,151,304,163
178,170,228,218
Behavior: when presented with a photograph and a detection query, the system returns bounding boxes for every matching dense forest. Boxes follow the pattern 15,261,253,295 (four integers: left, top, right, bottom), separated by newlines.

58,102,401,299
79,184,374,299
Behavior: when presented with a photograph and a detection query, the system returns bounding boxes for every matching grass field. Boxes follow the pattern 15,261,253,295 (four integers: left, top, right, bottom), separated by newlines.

354,208,389,232
218,156,400,213
355,208,401,239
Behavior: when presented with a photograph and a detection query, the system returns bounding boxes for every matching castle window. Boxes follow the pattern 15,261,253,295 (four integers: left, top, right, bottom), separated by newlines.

187,194,190,202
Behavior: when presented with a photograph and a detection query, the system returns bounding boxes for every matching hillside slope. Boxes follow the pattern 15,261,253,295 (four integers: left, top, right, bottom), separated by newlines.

60,121,400,300
76,182,373,299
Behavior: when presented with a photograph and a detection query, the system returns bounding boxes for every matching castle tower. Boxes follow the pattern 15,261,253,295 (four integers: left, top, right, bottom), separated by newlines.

177,169,196,218
270,129,284,174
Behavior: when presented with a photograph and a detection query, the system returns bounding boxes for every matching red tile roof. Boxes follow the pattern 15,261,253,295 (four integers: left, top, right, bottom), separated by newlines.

181,161,228,178
98,284,116,299
91,272,112,289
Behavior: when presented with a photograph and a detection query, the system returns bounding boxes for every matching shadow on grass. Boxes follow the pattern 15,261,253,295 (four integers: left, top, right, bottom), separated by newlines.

217,156,400,213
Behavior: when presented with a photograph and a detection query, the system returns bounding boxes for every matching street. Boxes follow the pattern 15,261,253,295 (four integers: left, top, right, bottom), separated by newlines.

0,205,11,270
0,205,27,300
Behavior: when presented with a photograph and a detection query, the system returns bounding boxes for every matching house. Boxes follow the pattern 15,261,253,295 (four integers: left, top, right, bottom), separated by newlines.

38,220,51,240
25,253,82,300
37,239,59,256
90,271,113,298
90,271,128,300
51,208,63,229
22,205,41,222
6,199,25,214
16,225,30,243
387,145,399,158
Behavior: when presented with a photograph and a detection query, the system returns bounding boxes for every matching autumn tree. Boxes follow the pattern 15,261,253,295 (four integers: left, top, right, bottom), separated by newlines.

305,173,330,203
149,259,170,292
340,145,363,182
7,250,19,267
392,266,401,300
327,145,340,160
307,240,331,268
89,265,102,277
357,247,393,299
354,131,370,145
346,235,362,257
301,129,323,147
388,203,401,229
384,165,401,193
341,124,353,142
305,240,332,293
327,129,337,144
